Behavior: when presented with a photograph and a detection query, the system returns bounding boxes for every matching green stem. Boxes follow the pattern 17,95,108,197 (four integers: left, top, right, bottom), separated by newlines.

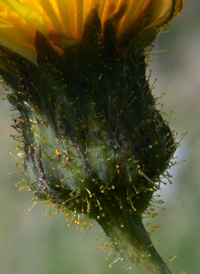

96,208,171,274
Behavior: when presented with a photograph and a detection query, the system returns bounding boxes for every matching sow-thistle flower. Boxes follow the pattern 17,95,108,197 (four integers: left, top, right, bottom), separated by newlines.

0,0,183,273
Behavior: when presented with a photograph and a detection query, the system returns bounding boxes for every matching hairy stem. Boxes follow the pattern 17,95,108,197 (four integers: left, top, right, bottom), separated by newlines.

96,208,171,274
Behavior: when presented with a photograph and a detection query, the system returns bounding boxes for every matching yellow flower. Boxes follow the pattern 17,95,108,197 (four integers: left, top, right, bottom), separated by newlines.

0,0,183,63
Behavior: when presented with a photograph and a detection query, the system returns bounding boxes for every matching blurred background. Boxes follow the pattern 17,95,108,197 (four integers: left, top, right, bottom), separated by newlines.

0,1,199,273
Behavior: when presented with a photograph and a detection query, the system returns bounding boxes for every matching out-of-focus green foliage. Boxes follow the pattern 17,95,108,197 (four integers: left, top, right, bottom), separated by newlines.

0,1,199,273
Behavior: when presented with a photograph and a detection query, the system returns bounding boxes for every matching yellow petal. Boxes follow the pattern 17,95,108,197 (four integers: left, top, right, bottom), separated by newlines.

0,25,35,62
0,0,183,62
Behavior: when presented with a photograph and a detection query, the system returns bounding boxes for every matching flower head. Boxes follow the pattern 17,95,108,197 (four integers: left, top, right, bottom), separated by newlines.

0,0,184,272
0,0,183,62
